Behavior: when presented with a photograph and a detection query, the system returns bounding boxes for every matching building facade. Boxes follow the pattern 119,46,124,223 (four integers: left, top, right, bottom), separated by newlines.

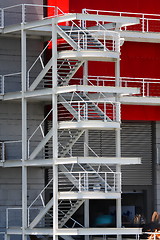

0,0,160,240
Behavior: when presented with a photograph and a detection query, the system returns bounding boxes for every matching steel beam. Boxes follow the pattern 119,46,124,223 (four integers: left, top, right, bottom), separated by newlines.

75,13,139,26
6,227,142,236
58,120,120,130
58,50,119,61
57,227,142,235
56,85,140,95
58,192,121,199
55,157,141,165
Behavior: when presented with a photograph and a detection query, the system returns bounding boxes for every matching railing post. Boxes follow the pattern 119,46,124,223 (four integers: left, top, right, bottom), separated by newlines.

147,82,149,97
104,102,106,122
104,31,105,51
6,209,8,229
55,6,58,17
1,8,4,28
142,78,145,97
86,172,88,191
120,12,122,31
27,140,30,159
86,103,88,120
79,173,81,192
78,31,80,51
142,14,145,32
147,19,149,32
2,75,4,94
2,142,5,161
22,4,26,24
78,102,80,121
114,173,116,192
105,173,107,192
85,33,87,50
82,9,86,29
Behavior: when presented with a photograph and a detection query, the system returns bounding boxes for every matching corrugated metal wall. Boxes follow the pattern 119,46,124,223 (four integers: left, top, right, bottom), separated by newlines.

47,121,152,186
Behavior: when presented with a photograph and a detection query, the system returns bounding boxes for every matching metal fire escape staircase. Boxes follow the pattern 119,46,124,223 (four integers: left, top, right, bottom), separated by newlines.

0,7,143,239
27,21,120,230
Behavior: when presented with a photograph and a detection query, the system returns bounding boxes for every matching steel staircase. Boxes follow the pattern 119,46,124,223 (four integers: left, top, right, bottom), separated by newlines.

29,58,83,90
26,13,121,237
57,59,84,86
58,25,107,51
59,130,84,157
43,59,84,88
59,92,112,121
28,127,115,228
28,21,109,91
58,199,84,227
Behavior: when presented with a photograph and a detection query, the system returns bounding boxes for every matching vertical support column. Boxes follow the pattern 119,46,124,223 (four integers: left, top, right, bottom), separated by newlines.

52,18,58,240
115,58,122,240
21,24,27,240
5,234,10,240
83,61,90,240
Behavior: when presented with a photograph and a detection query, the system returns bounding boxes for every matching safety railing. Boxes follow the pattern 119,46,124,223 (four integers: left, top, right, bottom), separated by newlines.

1,72,21,94
27,39,52,90
59,171,121,193
58,100,117,122
28,108,52,158
6,207,44,228
60,29,120,52
0,140,22,161
83,8,160,33
28,178,53,226
6,208,22,228
1,4,64,27
70,76,160,97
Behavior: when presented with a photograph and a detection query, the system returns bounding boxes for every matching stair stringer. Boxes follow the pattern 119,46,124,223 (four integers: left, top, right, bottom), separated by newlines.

29,128,53,160
58,199,85,227
29,58,52,91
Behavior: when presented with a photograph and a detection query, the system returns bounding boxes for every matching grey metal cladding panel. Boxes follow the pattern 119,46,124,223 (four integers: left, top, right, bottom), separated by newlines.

88,123,152,186
121,122,152,186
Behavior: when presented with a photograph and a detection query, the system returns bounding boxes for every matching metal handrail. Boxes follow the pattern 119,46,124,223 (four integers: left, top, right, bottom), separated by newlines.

6,207,42,228
83,8,160,33
58,209,84,227
28,108,53,157
59,171,121,193
1,72,21,94
58,100,116,122
2,4,64,23
28,177,53,212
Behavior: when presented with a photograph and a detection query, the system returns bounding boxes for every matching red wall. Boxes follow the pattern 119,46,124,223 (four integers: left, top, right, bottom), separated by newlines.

47,0,160,14
47,0,160,121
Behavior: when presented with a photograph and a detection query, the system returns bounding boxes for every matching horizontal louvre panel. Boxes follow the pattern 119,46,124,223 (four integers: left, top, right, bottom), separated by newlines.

121,122,152,186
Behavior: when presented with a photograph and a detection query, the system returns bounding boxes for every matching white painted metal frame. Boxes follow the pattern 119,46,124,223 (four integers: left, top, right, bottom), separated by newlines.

0,5,144,240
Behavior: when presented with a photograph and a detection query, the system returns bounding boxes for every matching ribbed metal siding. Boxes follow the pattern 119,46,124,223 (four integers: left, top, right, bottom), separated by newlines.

47,121,152,186
121,122,152,186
